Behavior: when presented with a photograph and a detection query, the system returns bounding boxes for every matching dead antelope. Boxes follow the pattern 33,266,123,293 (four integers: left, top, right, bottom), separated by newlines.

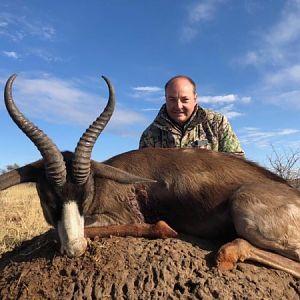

1,74,300,279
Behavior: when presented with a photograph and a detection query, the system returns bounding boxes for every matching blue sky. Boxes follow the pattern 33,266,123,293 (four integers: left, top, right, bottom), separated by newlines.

0,0,300,169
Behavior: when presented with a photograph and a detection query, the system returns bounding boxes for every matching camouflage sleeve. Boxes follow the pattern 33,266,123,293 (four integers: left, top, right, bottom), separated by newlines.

217,114,245,157
139,126,155,148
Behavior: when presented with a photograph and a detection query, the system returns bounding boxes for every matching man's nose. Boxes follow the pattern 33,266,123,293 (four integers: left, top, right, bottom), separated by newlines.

174,99,183,109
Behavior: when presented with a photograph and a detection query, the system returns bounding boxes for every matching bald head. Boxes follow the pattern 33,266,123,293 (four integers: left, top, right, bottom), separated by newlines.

165,75,197,95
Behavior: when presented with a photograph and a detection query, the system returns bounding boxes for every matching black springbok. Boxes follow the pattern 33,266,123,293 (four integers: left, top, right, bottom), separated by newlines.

1,74,300,278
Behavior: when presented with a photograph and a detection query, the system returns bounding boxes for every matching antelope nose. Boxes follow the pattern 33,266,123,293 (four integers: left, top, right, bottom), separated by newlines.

63,237,88,257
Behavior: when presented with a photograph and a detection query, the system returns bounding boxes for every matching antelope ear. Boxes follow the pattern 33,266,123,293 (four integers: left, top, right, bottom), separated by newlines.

92,162,156,184
0,160,44,190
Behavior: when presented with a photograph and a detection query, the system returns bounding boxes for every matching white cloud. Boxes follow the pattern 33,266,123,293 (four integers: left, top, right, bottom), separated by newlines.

188,1,218,23
240,1,300,68
12,76,101,124
280,128,300,135
110,110,146,126
40,26,55,40
18,16,56,40
130,85,164,103
258,64,300,113
243,127,259,132
237,1,300,112
0,21,8,27
0,12,55,41
181,0,226,42
200,94,237,104
241,51,261,66
28,48,62,63
200,94,251,104
133,86,162,93
239,127,300,148
241,96,251,103
264,90,300,110
2,50,18,59
180,26,197,43
265,2,300,47
243,0,263,14
224,111,243,119
141,108,160,112
0,10,57,62
188,0,228,24
264,64,300,87
4,75,147,131
217,104,243,119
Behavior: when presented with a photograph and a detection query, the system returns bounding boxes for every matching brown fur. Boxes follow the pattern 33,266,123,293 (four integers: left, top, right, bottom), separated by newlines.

88,148,291,238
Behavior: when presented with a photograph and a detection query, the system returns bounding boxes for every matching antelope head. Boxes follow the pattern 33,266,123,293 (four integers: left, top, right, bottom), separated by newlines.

2,74,151,256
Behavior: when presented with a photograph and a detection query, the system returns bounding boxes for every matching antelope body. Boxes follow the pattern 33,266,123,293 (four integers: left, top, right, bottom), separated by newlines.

1,75,300,278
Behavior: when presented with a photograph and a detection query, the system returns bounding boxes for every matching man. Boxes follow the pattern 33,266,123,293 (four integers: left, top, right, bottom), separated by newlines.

139,75,244,156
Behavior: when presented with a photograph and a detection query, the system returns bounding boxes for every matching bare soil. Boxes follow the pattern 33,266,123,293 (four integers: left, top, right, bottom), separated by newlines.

0,230,299,300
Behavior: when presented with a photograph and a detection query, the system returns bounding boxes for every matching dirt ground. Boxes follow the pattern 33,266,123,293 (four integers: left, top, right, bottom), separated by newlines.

0,230,299,300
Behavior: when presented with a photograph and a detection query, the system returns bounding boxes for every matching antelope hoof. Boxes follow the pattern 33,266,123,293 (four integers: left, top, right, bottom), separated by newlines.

216,239,251,271
216,244,239,271
154,220,178,238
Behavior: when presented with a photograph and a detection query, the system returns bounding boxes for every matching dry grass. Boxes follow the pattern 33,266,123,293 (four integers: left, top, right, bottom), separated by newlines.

0,183,50,257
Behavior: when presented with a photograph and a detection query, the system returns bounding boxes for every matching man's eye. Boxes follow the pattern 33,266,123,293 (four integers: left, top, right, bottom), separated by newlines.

181,98,189,103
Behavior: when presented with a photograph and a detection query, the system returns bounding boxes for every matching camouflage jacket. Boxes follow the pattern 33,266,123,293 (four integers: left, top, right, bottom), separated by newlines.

139,104,244,156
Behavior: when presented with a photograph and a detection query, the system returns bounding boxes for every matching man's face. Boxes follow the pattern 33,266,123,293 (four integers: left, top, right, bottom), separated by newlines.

165,78,197,126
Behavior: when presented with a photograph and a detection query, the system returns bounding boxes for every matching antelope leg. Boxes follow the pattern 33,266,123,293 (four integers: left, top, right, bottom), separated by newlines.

84,220,178,239
216,238,300,279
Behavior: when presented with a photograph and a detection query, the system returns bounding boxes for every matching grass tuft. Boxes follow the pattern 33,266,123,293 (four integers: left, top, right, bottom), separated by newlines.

0,183,50,257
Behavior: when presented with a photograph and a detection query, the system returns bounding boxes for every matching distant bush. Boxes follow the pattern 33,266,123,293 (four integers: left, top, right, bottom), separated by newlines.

0,163,20,175
267,146,300,189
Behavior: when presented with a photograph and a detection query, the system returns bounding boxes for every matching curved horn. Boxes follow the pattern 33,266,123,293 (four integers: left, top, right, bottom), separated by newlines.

4,74,66,186
72,76,115,185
